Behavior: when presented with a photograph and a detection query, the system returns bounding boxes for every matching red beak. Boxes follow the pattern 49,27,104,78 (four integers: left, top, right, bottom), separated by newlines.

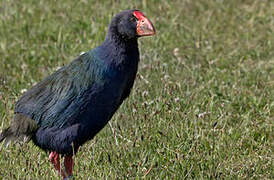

133,11,156,37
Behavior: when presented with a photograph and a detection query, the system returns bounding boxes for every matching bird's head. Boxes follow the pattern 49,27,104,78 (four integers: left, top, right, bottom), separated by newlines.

108,10,156,40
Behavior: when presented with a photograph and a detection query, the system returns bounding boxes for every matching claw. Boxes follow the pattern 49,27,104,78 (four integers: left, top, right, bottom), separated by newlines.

64,176,73,180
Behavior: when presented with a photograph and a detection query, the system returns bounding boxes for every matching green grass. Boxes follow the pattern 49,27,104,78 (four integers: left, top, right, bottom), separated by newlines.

0,0,273,179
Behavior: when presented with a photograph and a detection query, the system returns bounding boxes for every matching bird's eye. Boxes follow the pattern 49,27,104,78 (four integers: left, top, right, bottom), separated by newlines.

131,16,138,22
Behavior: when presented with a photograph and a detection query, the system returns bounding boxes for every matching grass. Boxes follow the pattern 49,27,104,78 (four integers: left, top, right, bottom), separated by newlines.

0,0,273,179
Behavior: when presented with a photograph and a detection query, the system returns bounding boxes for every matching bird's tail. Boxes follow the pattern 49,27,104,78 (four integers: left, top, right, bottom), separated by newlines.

0,128,16,147
0,113,38,147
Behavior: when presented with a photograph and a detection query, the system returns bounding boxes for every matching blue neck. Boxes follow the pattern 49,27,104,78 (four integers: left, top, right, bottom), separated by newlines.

96,32,139,66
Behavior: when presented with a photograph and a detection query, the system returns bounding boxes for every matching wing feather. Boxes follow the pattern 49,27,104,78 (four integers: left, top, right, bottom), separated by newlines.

14,51,104,128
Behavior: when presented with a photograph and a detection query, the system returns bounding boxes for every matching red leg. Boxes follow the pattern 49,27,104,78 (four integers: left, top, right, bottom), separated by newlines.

49,152,61,172
64,155,74,176
49,152,65,177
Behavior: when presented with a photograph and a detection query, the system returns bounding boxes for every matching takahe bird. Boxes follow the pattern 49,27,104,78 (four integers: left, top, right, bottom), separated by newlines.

0,10,155,178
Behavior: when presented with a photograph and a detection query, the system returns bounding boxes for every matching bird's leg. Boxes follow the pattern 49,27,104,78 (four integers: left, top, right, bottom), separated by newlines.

64,155,74,177
49,151,61,172
49,151,65,177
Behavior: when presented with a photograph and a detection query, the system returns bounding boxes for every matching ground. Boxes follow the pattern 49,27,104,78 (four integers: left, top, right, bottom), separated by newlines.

0,0,273,179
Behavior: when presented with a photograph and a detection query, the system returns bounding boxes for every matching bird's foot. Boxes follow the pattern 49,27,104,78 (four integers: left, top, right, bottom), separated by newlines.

64,176,73,180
